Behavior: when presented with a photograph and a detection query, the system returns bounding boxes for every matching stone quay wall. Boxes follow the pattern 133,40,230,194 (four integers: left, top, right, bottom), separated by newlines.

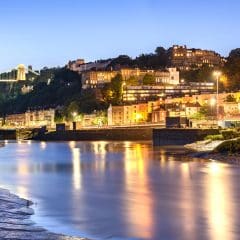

34,128,153,141
0,130,16,140
153,128,220,146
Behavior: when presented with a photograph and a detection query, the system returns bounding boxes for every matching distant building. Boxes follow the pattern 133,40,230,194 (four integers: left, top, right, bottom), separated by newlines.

25,109,55,129
108,103,151,126
123,82,214,102
82,70,118,89
67,59,85,72
5,109,55,129
5,113,26,127
152,109,167,123
82,68,180,89
183,102,202,117
67,59,112,74
168,45,224,70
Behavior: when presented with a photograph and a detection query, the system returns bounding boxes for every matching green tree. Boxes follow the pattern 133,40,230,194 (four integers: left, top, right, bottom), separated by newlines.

101,83,113,102
225,94,236,102
142,74,155,85
224,48,240,91
110,74,123,104
126,76,139,86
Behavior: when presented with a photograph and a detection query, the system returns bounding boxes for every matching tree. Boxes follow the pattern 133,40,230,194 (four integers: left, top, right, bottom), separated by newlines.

101,83,113,102
0,68,82,116
180,64,215,83
155,46,168,66
225,94,236,102
126,76,139,86
142,74,155,85
224,48,240,91
110,74,123,104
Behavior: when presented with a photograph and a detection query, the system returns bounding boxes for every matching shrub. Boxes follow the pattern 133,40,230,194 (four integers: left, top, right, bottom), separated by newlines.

205,134,224,141
215,138,240,153
221,130,240,140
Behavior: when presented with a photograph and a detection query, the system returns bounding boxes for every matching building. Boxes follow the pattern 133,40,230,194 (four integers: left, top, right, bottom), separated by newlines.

222,102,240,117
183,102,202,117
123,82,215,102
4,109,55,129
152,109,167,123
81,68,180,89
5,113,26,128
154,68,179,85
67,59,111,74
67,59,85,72
108,103,150,126
168,45,224,70
82,70,118,89
25,109,55,128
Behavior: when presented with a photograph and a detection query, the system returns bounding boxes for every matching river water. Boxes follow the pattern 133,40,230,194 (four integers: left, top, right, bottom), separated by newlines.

0,141,239,240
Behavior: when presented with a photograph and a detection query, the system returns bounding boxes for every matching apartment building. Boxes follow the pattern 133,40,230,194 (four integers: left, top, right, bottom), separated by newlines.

168,45,224,70
82,68,180,89
123,82,214,102
4,109,55,129
82,70,118,89
108,103,150,126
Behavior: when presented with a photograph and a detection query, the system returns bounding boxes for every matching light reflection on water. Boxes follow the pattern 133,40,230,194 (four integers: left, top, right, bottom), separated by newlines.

0,141,240,240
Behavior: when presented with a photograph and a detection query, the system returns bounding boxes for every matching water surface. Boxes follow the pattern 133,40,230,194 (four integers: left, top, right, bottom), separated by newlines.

0,141,239,240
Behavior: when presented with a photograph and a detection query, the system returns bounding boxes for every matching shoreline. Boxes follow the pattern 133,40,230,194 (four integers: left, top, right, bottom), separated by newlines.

0,188,90,240
189,151,240,164
185,140,240,164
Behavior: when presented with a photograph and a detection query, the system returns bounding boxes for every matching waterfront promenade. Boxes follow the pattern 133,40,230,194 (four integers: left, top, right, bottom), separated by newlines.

0,188,88,240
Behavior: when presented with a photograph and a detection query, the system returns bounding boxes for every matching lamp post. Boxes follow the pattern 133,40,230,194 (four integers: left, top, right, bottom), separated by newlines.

213,71,221,122
210,97,216,126
72,112,77,120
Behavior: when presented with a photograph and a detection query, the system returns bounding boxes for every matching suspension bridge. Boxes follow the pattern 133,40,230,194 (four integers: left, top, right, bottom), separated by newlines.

0,64,40,82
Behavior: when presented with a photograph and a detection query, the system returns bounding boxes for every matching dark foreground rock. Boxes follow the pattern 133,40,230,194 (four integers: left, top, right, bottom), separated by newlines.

0,188,89,240
197,152,240,164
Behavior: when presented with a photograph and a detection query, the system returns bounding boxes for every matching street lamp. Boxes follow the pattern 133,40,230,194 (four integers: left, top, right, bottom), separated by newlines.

210,97,216,126
213,71,221,122
72,112,77,120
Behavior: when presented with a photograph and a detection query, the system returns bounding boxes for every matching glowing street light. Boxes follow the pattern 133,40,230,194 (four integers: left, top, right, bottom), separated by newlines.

213,71,221,122
210,97,216,107
72,112,77,120
210,97,216,126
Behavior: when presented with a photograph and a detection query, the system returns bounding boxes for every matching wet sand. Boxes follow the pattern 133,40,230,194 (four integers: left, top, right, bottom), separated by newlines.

0,188,89,240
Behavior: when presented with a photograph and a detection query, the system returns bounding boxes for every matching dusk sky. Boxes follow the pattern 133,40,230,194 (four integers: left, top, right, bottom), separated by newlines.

0,0,239,71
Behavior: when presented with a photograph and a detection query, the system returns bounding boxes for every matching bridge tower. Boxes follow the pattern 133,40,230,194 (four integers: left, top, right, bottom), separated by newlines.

17,64,26,81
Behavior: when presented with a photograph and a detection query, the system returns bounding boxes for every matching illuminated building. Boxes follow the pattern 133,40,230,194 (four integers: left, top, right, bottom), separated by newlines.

123,82,214,102
67,59,111,74
108,103,150,126
5,113,26,127
81,68,180,89
82,70,118,89
168,45,224,70
25,109,55,128
4,109,55,129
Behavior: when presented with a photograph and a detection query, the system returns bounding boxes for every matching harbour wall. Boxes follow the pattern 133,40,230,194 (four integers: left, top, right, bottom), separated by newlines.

153,128,220,146
0,130,16,140
34,128,153,141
